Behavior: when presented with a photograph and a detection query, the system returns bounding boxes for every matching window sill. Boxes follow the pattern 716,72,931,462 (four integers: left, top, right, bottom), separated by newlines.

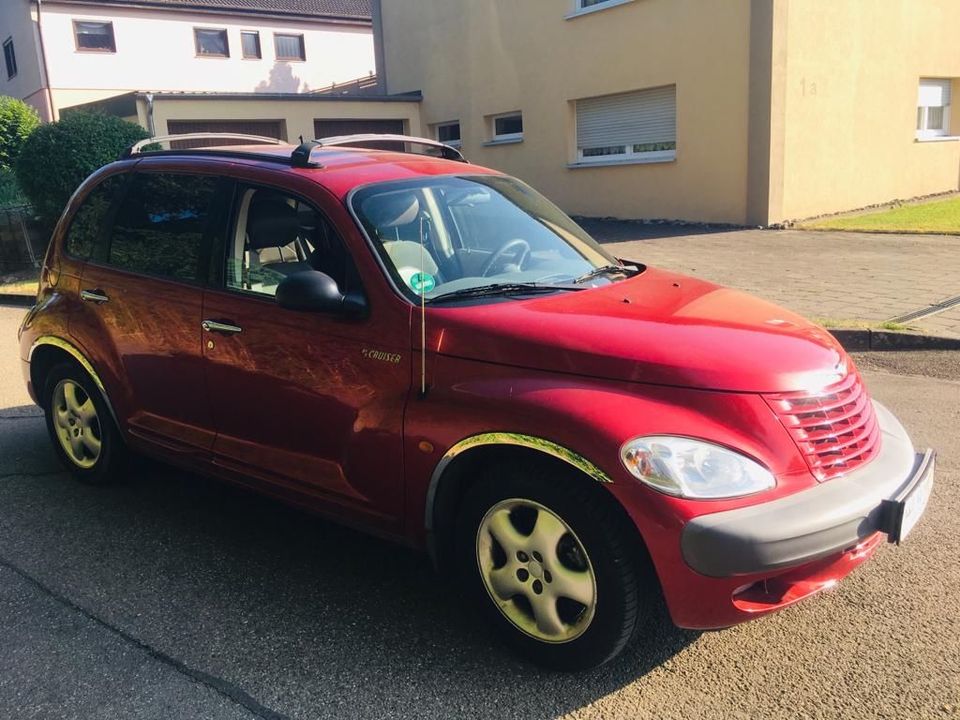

915,135,960,143
568,153,676,169
482,137,524,147
565,0,635,20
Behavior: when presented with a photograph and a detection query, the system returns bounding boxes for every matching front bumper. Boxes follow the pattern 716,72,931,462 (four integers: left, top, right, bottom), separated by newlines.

680,402,932,578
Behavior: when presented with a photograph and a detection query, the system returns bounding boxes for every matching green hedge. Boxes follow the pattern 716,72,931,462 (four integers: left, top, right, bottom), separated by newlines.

15,112,149,225
0,96,40,170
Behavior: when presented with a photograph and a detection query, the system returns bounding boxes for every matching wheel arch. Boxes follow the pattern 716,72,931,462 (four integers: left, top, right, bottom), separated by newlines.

426,433,633,572
29,336,118,425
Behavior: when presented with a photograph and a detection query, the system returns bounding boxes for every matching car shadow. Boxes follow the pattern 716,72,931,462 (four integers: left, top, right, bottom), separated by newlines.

574,217,743,245
0,412,700,719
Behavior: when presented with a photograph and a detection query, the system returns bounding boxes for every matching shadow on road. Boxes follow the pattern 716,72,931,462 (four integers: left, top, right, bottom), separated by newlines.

575,217,743,245
0,411,700,719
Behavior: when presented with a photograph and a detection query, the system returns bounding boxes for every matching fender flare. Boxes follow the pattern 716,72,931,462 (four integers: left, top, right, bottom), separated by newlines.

29,335,119,425
424,431,612,533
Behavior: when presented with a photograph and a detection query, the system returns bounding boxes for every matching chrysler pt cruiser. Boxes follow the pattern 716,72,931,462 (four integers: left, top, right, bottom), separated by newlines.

18,134,934,670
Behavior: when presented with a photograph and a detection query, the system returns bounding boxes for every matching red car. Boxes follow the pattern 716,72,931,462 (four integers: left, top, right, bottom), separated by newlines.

18,133,935,670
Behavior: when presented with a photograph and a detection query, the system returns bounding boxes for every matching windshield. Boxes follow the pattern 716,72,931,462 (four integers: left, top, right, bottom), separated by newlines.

351,175,623,302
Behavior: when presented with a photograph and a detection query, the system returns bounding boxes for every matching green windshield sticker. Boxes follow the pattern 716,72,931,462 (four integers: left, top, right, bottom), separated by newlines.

410,272,436,294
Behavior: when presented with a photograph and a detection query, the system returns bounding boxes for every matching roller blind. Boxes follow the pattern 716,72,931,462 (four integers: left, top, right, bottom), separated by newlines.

918,79,951,107
577,86,676,150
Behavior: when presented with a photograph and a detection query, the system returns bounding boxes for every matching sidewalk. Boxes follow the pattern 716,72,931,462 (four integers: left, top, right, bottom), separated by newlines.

582,221,960,341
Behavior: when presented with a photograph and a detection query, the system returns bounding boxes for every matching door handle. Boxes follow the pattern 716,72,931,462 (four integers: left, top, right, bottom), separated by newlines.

202,319,243,335
80,289,110,304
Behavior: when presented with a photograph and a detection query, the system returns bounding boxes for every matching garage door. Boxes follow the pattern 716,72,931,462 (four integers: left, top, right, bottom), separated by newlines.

314,119,406,150
166,120,285,148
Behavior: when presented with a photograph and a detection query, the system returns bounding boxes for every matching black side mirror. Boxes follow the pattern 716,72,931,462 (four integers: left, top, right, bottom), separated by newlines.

276,271,367,318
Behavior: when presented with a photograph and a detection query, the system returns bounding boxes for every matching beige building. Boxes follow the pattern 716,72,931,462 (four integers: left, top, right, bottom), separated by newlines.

0,0,375,122
374,0,960,225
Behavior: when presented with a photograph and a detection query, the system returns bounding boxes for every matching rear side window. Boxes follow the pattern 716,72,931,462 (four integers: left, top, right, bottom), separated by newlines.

64,174,126,260
107,173,220,283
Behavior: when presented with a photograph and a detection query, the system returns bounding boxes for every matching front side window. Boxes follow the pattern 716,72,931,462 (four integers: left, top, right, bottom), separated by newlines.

74,21,116,52
107,173,220,283
576,85,677,163
195,28,229,57
352,175,620,303
226,187,357,298
274,33,305,61
492,113,523,142
64,174,126,260
3,38,16,79
917,78,952,139
241,31,261,59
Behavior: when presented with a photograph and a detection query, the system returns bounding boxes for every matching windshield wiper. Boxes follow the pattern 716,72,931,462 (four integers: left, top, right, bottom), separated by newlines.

572,264,639,285
427,282,584,304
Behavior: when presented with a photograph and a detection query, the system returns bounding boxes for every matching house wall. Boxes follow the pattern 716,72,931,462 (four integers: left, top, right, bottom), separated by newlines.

139,95,423,145
379,0,755,225
0,0,52,120
38,2,375,115
775,0,960,222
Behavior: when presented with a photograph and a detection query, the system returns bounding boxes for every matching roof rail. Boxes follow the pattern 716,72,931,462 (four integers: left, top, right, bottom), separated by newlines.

313,134,467,162
121,133,285,158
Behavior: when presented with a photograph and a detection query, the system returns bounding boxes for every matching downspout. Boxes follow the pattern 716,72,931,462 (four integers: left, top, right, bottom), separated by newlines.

145,93,156,136
33,0,56,121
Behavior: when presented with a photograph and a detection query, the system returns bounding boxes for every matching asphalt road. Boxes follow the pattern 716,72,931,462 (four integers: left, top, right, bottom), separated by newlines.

1,305,958,720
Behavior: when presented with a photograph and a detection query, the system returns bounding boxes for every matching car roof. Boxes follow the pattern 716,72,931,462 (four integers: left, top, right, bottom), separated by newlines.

135,144,502,200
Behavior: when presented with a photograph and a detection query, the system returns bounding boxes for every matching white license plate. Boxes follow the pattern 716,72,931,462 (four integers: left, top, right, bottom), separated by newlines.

884,451,935,544
898,465,934,542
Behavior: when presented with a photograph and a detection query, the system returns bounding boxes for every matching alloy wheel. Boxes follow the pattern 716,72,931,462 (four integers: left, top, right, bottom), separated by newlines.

52,379,102,469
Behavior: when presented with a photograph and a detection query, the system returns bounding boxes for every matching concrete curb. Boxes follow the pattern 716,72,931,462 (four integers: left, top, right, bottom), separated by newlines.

0,295,36,308
828,328,960,351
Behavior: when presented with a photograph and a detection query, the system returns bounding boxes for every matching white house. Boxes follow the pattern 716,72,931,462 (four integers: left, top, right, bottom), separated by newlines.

0,0,375,121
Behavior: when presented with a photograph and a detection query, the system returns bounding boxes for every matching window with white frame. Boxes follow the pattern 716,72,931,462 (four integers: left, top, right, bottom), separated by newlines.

575,85,677,164
579,0,616,9
491,112,523,142
435,120,461,147
917,78,952,139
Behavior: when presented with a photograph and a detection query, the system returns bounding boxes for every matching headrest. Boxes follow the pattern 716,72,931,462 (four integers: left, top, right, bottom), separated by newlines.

248,194,299,250
362,192,420,230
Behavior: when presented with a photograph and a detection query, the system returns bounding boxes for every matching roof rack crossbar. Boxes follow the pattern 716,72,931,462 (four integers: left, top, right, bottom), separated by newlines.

313,134,467,162
122,133,285,158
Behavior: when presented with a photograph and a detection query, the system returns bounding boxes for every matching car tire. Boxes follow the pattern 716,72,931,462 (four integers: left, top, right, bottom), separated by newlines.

43,362,126,485
455,460,646,670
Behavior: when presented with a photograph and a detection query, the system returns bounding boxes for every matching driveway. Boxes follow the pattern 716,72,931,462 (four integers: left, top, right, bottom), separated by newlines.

1,305,958,719
580,221,960,339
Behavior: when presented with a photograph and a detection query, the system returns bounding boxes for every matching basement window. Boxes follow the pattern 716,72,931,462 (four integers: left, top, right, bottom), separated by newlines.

490,112,523,143
917,79,953,139
573,85,677,166
435,120,462,148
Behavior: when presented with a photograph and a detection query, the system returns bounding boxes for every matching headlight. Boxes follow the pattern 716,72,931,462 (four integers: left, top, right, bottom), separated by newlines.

620,436,775,499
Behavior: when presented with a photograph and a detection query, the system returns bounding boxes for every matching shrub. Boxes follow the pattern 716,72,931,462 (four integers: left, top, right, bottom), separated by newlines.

0,167,26,208
0,96,40,170
15,112,149,225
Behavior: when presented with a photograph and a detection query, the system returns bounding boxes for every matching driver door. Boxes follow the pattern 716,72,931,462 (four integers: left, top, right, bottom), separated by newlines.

201,182,410,532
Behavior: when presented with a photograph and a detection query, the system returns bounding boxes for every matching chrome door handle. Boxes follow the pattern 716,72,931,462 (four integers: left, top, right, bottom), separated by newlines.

80,289,110,304
202,320,242,334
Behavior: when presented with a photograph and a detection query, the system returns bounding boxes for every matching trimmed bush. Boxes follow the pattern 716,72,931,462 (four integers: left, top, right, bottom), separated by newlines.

0,167,26,208
15,112,148,225
0,96,40,170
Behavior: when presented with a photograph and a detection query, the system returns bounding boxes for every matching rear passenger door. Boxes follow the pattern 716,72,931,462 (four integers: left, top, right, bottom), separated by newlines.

73,169,232,455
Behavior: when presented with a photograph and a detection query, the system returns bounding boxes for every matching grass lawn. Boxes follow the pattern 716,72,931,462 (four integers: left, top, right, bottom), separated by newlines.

806,195,960,234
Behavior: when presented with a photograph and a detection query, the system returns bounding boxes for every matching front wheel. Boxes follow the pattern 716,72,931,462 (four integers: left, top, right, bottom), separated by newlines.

456,464,646,670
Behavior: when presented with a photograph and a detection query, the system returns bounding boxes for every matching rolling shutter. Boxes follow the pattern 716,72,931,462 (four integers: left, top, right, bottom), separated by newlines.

918,79,951,108
576,85,676,151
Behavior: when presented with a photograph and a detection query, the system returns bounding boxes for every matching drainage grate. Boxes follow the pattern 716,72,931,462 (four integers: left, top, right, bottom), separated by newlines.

889,294,960,324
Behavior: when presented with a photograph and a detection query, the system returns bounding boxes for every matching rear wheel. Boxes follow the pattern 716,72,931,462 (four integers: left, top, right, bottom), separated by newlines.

43,362,126,485
456,462,646,670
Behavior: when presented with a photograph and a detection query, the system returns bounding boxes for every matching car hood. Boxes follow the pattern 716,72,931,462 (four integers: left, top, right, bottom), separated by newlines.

427,267,848,393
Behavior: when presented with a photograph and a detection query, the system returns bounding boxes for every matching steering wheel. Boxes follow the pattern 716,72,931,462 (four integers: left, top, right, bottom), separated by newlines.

480,238,531,277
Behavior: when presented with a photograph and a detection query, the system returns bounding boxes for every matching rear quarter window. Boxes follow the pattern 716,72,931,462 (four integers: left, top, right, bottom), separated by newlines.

107,173,220,283
64,174,126,260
